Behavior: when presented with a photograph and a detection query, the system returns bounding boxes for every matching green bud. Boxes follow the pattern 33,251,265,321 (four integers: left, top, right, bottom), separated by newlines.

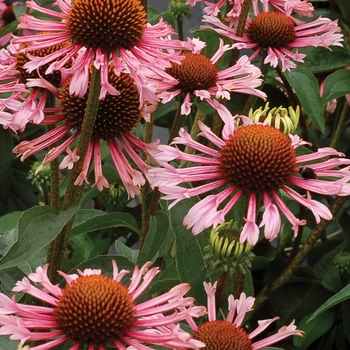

204,220,254,277
169,0,191,20
248,102,300,134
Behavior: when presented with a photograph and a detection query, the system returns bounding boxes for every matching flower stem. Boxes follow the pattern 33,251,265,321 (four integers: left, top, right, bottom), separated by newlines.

180,108,206,167
330,101,349,149
274,65,309,141
47,93,60,211
242,55,269,116
47,67,101,282
233,268,247,299
251,196,347,315
215,270,229,313
140,98,185,252
229,0,252,66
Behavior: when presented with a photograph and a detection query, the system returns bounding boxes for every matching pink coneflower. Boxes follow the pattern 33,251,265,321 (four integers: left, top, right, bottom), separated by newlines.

161,38,266,122
12,0,189,103
13,67,158,198
186,0,313,24
148,116,350,245
0,261,206,349
0,48,27,131
203,0,343,71
0,0,16,46
1,37,73,132
185,281,303,349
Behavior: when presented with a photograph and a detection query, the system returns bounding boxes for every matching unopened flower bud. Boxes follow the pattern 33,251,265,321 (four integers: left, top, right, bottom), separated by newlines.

169,0,191,20
333,251,350,274
28,161,51,194
248,102,300,134
204,220,254,277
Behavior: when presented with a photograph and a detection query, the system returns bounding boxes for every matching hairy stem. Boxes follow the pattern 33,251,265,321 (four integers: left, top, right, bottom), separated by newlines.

47,67,101,282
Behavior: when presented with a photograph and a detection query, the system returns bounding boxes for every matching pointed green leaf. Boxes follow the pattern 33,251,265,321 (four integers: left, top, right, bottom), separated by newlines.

115,240,139,263
294,310,334,350
138,211,169,266
71,211,140,236
307,284,350,322
284,68,325,133
0,336,19,350
322,69,350,103
0,205,79,269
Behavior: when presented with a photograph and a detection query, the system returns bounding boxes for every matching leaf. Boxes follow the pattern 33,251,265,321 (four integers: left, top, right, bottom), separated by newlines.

71,211,140,236
169,199,211,307
0,212,22,234
115,240,139,263
138,211,169,266
300,45,350,73
322,69,350,103
0,336,19,350
307,284,350,322
294,310,334,350
284,68,325,133
0,205,79,270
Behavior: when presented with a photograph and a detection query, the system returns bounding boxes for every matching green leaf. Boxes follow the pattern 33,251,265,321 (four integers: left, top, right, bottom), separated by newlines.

0,336,19,350
115,240,139,263
284,68,325,133
0,205,79,270
0,212,22,234
300,45,350,73
138,211,169,266
307,284,350,322
71,211,140,236
294,310,334,350
169,199,211,307
142,259,181,299
322,69,350,103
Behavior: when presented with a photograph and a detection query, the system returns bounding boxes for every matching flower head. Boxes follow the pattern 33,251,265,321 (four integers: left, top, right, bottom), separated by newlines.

187,281,303,350
13,68,158,198
13,0,188,102
148,116,350,245
203,1,343,71
0,261,206,349
161,38,266,122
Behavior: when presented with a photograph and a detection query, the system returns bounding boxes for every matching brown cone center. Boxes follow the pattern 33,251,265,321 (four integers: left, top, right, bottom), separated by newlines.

218,124,296,191
247,12,296,48
54,274,135,346
193,320,253,350
167,53,218,93
67,0,147,50
60,69,142,140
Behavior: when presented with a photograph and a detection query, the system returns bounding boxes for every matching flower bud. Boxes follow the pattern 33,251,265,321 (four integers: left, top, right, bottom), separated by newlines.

204,220,254,277
248,102,300,134
169,0,191,20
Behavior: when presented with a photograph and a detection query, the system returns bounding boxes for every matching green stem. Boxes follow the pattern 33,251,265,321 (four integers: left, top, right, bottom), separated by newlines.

177,17,184,41
168,98,186,145
229,0,252,66
180,108,206,167
141,113,154,242
274,65,309,142
242,56,269,116
330,101,349,149
233,268,247,299
46,93,60,211
215,270,229,313
47,67,101,282
140,99,185,252
252,196,348,315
